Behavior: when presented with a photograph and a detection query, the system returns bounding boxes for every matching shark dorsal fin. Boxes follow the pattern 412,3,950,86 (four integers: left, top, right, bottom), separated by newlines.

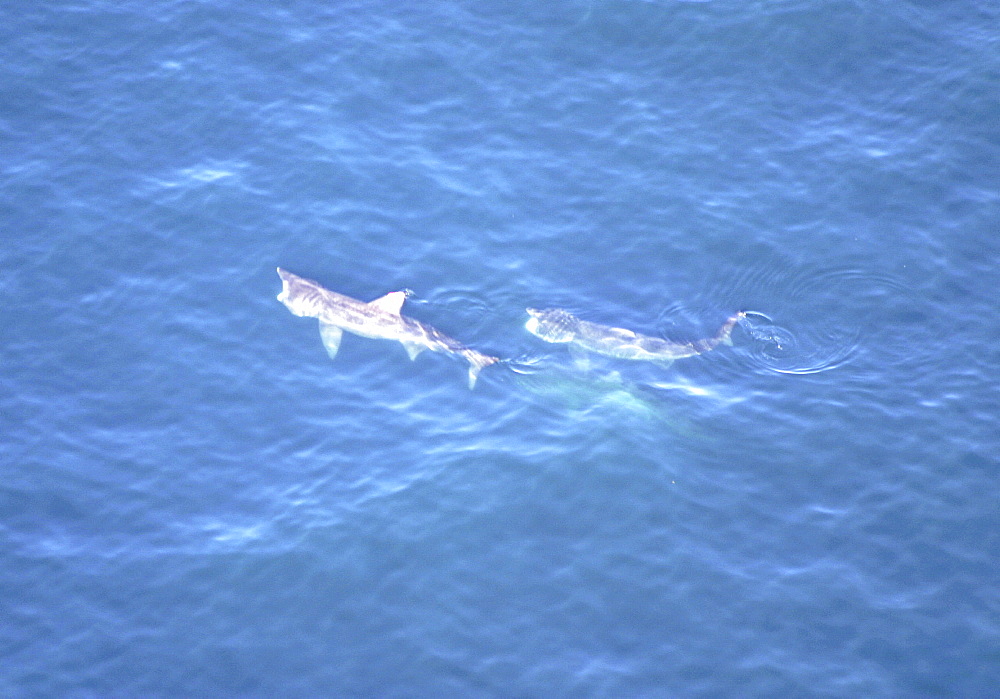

368,290,407,315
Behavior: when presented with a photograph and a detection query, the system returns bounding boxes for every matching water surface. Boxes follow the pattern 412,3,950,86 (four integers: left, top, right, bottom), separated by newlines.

2,1,998,695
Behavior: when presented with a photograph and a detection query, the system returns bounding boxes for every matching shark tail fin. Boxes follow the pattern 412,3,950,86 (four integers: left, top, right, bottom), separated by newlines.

466,352,500,390
716,311,746,347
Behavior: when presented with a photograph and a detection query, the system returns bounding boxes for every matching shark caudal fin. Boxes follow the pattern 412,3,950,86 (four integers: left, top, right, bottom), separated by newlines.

716,311,747,347
466,352,500,390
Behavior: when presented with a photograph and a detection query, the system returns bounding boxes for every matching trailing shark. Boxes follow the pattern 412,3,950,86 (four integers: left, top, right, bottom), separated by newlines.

276,268,499,388
525,307,745,364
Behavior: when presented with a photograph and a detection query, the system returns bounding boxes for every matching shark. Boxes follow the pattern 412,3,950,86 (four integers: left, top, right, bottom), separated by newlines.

276,268,499,388
524,307,745,364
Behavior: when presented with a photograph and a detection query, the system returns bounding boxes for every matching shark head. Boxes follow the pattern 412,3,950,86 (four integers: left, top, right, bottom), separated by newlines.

276,267,325,318
525,308,580,343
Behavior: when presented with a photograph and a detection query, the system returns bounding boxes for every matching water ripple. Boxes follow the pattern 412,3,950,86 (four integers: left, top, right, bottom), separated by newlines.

703,264,925,377
407,287,495,336
738,310,860,375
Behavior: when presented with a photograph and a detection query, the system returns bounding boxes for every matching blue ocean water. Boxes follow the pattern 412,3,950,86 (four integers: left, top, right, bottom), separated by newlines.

2,0,998,695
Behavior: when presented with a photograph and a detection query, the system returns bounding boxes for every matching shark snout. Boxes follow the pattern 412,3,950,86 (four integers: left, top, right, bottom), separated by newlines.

276,267,291,304
525,308,542,336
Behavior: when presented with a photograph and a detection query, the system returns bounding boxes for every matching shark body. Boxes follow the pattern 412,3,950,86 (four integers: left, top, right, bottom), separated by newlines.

525,307,745,363
277,268,498,388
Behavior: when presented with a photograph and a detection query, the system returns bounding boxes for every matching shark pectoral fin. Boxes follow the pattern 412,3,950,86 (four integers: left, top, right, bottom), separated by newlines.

656,358,675,370
368,290,408,315
319,322,344,360
402,342,425,361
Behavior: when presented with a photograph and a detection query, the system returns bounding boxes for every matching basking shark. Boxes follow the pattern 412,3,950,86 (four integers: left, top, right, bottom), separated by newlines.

277,268,499,388
525,307,745,363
